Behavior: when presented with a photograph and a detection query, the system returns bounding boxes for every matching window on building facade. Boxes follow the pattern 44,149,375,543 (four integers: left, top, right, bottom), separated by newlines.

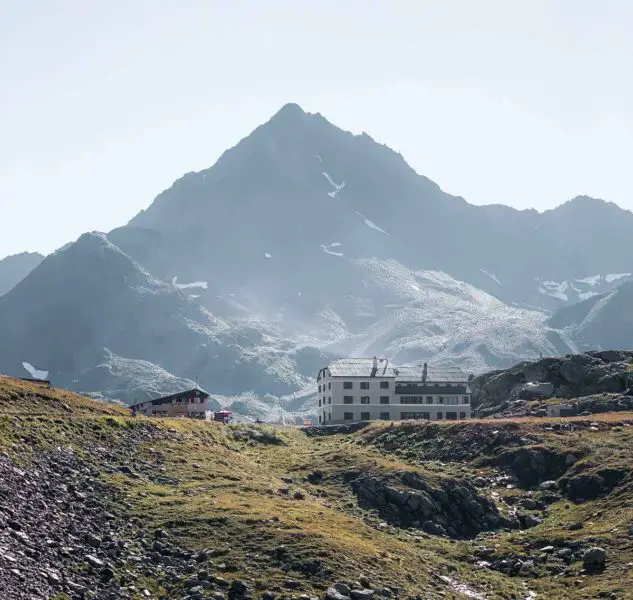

380,396,390,404
361,396,370,404
344,412,353,420
463,396,470,404
380,412,390,420
380,381,389,389
318,399,321,407
426,396,433,403
460,412,466,419
328,413,332,420
318,415,322,424
400,411,431,420
343,381,353,389
328,397,331,404
360,382,369,390
437,412,443,420
361,412,370,421
400,396,431,404
328,382,331,390
446,396,459,405
318,385,321,393
446,412,457,420
344,396,353,404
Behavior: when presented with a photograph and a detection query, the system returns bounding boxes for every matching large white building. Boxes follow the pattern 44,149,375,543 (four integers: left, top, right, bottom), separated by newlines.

316,358,472,425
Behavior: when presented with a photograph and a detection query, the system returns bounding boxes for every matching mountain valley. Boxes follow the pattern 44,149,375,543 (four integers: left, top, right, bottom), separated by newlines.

2,377,633,599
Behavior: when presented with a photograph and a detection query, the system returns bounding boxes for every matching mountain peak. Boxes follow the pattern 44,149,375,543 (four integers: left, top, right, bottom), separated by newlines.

264,102,313,131
271,102,307,120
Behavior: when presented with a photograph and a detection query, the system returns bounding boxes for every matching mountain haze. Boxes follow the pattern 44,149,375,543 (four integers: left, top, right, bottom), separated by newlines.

0,251,44,296
1,103,632,415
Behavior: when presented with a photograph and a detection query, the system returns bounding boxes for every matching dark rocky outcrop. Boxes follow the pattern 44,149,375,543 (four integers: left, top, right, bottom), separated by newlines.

487,446,574,488
472,351,633,416
350,470,515,538
560,467,629,502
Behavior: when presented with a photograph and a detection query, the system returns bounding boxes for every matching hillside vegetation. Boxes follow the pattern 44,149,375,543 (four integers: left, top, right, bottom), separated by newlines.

1,376,633,599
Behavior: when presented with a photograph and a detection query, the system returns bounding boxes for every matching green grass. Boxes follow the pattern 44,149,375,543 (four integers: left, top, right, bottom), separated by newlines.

2,376,633,599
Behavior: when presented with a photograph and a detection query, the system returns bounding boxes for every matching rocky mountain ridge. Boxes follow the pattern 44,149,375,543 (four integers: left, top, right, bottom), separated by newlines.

2,103,633,412
0,251,43,296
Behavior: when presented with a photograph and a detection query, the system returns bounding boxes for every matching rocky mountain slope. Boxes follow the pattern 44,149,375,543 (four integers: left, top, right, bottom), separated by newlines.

471,350,633,417
114,104,633,316
2,376,633,599
0,251,43,296
0,233,324,406
2,103,633,411
548,280,633,352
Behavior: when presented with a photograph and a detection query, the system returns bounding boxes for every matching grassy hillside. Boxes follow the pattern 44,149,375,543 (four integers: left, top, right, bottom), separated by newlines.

1,376,632,599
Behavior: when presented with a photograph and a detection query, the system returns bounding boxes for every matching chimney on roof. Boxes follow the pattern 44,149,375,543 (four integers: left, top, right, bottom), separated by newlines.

422,362,428,382
371,356,378,377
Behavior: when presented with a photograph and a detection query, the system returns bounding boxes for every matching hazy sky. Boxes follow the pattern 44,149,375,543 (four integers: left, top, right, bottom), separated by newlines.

2,1,633,258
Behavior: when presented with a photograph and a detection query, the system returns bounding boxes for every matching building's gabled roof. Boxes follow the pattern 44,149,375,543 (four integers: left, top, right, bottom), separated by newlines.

129,386,210,409
327,358,396,378
394,364,470,383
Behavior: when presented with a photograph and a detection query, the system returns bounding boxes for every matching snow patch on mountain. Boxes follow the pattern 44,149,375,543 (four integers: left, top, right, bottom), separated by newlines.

322,172,345,198
605,272,631,283
354,211,391,236
22,361,48,380
480,269,503,286
321,243,344,257
539,280,569,301
576,275,602,286
171,277,208,290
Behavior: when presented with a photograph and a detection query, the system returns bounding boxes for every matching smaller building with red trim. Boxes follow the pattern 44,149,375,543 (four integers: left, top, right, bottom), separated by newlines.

129,387,211,419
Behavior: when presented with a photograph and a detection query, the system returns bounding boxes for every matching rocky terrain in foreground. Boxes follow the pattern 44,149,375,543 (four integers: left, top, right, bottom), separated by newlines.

2,375,633,599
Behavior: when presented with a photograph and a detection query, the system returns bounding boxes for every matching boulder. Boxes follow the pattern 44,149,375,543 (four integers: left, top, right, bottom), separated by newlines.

422,521,446,536
350,590,375,600
583,547,606,572
326,587,350,600
518,382,554,400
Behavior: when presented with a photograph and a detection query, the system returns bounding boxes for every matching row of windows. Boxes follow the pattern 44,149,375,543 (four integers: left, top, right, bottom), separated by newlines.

343,381,390,390
399,396,470,405
318,381,391,391
343,412,390,420
318,397,332,407
400,411,467,420
341,411,467,421
342,396,391,404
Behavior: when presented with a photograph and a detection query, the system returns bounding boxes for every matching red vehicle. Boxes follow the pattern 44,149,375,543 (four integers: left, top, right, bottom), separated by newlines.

213,410,233,424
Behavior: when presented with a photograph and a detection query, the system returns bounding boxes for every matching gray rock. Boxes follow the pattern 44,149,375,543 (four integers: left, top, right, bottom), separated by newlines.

422,521,446,536
85,555,105,568
326,588,350,600
332,583,351,596
351,590,375,600
538,480,558,491
583,547,606,571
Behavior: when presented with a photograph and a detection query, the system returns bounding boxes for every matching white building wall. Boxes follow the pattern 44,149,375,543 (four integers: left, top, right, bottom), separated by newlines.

318,371,396,424
317,367,471,424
